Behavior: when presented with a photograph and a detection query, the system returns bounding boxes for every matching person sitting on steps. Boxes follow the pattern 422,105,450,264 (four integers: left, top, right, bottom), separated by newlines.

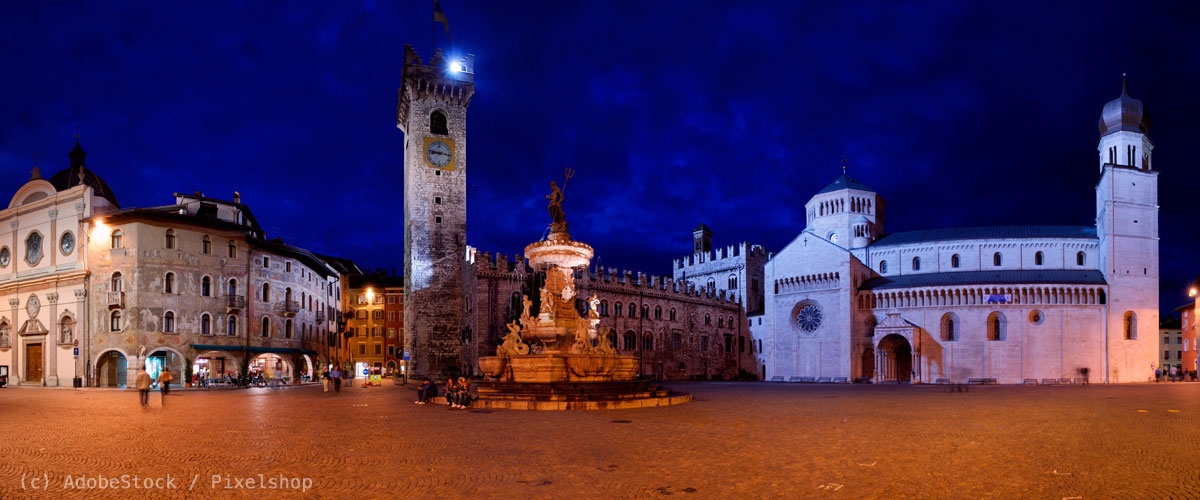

414,377,436,405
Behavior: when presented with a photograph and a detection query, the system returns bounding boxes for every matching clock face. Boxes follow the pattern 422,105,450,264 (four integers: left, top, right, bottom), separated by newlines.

425,140,452,168
60,232,75,255
796,304,822,333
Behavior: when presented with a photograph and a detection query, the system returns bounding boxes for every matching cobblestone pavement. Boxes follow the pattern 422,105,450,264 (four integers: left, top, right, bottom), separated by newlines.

1,381,1198,499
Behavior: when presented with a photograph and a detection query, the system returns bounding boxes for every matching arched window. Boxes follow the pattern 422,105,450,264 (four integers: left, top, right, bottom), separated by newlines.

201,276,211,297
670,308,677,321
1076,251,1085,266
228,279,238,297
285,319,293,339
202,235,212,254
111,229,123,249
261,317,270,337
1098,289,1107,304
642,304,649,318
880,261,888,274
705,313,712,325
940,313,958,341
430,110,448,135
1124,311,1137,340
110,310,122,331
165,229,176,249
643,334,653,350
706,279,716,293
628,302,637,318
262,283,271,302
163,311,175,333
729,275,738,289
285,288,293,302
1034,251,1044,266
228,241,237,258
227,315,237,336
987,312,1006,341
950,254,960,268
912,257,921,271
201,313,211,335
623,331,636,351
718,317,724,328
993,252,1002,266
164,272,175,293
654,306,662,320
614,303,623,317
599,300,608,316
111,272,123,292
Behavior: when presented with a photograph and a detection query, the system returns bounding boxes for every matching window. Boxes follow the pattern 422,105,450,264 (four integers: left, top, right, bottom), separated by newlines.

1098,289,1106,304
202,235,211,254
111,272,123,293
987,312,1006,341
227,315,237,336
701,336,709,351
673,333,682,351
654,306,662,320
1035,251,1044,266
724,335,733,353
388,328,396,338
165,229,176,249
623,332,636,350
628,303,637,318
951,254,960,268
263,256,270,268
201,314,211,335
164,272,175,293
388,296,397,304
286,262,292,272
430,110,448,135
228,241,237,258
993,252,1002,266
262,283,271,302
879,261,888,274
375,344,382,355
599,300,608,316
1164,350,1170,360
228,279,238,296
705,314,711,325
642,304,649,318
110,310,122,331
261,317,270,337
285,319,293,339
912,257,920,271
643,334,653,350
614,303,623,317
435,196,442,205
201,276,211,297
827,231,838,243
111,229,123,249
718,317,724,328
374,310,383,320
1077,252,1086,266
389,346,396,356
435,216,442,224
163,311,175,333
359,344,366,355
941,313,958,341
1124,311,1136,340
729,275,738,289
388,311,397,321
357,310,366,320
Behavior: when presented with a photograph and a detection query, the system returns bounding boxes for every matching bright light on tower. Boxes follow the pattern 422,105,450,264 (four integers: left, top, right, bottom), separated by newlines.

1190,287,1197,298
366,288,375,302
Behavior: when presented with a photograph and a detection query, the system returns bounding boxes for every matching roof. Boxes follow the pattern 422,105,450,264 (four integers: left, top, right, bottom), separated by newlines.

871,225,1096,247
1172,302,1194,313
817,174,874,194
859,270,1107,290
348,273,405,289
47,138,120,207
693,223,712,233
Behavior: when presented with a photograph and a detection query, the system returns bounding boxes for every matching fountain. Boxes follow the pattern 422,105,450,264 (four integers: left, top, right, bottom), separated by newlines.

473,170,690,410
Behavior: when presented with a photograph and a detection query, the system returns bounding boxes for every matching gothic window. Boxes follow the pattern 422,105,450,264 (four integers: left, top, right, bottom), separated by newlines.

262,283,271,302
729,275,738,289
228,279,238,297
163,311,175,333
164,272,175,293
628,303,637,318
987,312,1006,341
643,334,653,350
623,331,636,350
706,279,716,293
261,317,270,337
202,235,212,254
111,229,123,249
705,314,711,325
600,300,608,316
614,303,622,317
879,261,888,274
654,306,662,320
228,241,237,258
201,276,211,297
1076,252,1085,266
201,314,211,335
951,254,960,268
111,272,123,293
993,252,1002,267
673,332,682,350
669,308,677,321
430,110,448,135
1124,311,1137,340
228,315,237,336
1035,251,1044,266
718,317,724,328
642,304,649,318
165,229,176,249
110,310,122,331
940,313,958,341
912,257,921,271
285,319,293,339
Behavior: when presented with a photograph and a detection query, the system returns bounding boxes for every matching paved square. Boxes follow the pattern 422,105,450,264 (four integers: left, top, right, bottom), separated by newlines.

0,381,1197,499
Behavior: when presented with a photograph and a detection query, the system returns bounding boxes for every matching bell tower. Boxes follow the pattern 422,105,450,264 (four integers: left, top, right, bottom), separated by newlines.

397,45,475,377
1095,76,1157,382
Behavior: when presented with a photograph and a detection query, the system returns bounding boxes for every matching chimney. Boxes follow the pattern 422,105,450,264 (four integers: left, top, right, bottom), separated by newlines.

233,191,241,204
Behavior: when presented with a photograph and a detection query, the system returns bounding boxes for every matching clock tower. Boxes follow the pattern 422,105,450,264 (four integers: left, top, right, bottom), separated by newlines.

397,45,475,377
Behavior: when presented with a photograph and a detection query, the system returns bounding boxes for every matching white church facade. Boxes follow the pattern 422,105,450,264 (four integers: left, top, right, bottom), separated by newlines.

756,82,1158,384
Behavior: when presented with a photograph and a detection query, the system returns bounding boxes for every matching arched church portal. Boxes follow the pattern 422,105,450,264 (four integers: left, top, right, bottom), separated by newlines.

876,334,913,383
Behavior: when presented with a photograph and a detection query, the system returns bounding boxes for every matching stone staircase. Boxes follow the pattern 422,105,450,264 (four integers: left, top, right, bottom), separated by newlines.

442,380,691,411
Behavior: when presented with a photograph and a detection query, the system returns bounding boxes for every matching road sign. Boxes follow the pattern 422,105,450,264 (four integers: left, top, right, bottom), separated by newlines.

73,347,79,355
403,351,410,360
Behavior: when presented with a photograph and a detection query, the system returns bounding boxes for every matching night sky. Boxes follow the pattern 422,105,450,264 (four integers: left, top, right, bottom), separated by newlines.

2,2,1198,313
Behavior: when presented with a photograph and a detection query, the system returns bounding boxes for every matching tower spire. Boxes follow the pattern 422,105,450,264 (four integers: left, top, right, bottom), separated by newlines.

841,155,848,175
1122,72,1128,96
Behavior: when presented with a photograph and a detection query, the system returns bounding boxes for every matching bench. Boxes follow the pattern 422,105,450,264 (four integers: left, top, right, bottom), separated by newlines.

1072,377,1088,385
934,378,951,385
817,377,833,383
1058,378,1072,385
967,378,997,385
1023,378,1039,385
1041,378,1058,385
770,376,784,382
799,376,816,383
788,376,804,383
832,377,848,383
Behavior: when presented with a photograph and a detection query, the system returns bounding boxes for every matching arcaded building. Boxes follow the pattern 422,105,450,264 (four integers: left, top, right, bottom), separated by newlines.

755,82,1159,384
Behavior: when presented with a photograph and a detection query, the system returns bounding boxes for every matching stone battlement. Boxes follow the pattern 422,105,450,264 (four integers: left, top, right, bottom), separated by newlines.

674,242,767,270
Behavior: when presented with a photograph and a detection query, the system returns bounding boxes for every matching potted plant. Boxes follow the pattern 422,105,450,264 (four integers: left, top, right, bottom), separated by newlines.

184,358,194,388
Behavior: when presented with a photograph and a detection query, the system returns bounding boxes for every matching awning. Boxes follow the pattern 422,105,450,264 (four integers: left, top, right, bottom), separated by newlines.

190,345,317,356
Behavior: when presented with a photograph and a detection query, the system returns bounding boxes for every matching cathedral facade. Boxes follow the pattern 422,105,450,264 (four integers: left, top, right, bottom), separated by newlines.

755,83,1159,384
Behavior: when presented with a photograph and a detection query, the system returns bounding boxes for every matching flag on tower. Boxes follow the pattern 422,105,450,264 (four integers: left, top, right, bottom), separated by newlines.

434,0,451,37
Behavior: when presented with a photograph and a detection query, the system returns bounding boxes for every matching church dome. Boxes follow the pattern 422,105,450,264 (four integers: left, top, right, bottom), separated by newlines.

1099,77,1150,136
46,138,120,208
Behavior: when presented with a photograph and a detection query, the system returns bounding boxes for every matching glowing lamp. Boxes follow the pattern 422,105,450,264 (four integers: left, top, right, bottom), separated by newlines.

366,288,375,303
1190,287,1197,298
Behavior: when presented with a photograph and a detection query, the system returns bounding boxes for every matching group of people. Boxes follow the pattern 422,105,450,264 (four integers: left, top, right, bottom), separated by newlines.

134,365,172,407
321,367,346,393
1155,366,1194,382
414,377,473,409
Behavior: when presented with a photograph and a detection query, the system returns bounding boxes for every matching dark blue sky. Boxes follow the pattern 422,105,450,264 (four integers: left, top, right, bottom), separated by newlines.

2,1,1198,312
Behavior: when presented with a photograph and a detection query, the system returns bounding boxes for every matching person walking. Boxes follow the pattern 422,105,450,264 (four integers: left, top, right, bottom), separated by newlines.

135,365,152,407
157,366,173,406
331,367,342,393
322,368,330,393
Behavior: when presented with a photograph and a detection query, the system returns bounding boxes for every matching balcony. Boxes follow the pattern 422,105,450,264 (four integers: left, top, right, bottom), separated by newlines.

281,300,301,316
106,291,124,309
315,311,325,324
226,295,246,312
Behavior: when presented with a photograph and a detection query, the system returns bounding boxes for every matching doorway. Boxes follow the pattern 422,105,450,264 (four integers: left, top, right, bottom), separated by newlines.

877,334,913,383
97,350,128,387
26,343,42,381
